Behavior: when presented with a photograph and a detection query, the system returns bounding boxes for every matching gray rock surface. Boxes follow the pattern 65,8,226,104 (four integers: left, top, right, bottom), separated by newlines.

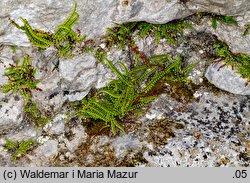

27,140,59,166
143,92,250,167
0,0,249,47
205,62,250,95
47,114,67,135
59,54,98,101
0,94,24,133
192,16,250,55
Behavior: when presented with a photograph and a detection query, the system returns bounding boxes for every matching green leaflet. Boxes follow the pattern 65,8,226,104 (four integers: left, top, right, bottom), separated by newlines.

105,58,131,86
212,15,217,29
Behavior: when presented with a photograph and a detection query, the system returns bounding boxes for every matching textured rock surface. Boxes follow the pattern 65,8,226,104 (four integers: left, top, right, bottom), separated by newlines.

205,62,250,95
0,0,249,46
0,94,24,133
59,54,98,101
192,16,250,55
143,92,250,167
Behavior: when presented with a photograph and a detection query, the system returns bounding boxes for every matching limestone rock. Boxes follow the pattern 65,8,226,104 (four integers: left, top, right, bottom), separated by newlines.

0,94,24,133
0,0,249,47
38,140,58,158
205,62,250,95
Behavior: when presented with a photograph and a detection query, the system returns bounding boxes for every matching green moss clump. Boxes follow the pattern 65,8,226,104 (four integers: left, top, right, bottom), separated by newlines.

24,101,50,128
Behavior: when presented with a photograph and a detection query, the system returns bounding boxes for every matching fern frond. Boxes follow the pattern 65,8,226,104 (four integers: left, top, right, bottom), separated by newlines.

117,62,129,75
141,60,178,93
1,55,40,97
137,67,158,84
61,3,79,28
130,96,158,111
98,89,121,98
91,99,119,115
20,17,53,48
105,58,131,86
111,119,125,135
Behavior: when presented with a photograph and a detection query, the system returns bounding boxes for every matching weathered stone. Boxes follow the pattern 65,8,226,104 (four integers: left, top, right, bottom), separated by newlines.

47,114,67,135
59,54,97,101
205,62,250,95
0,93,24,133
143,92,250,167
192,17,250,55
0,0,249,47
32,140,58,160
64,125,88,152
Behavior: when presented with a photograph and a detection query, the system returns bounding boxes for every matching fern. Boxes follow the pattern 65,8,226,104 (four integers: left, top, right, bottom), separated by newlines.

141,62,172,93
213,41,250,82
104,58,131,86
4,138,36,161
1,55,40,103
235,54,250,81
53,3,80,57
76,52,196,134
9,17,53,49
9,3,81,57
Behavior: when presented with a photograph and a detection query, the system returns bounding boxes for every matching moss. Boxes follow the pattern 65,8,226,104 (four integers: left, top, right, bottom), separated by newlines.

144,118,185,147
10,45,17,53
24,101,51,128
243,24,250,36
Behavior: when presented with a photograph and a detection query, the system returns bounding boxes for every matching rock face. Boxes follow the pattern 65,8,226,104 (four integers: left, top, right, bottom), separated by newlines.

0,0,249,46
205,62,250,95
0,94,24,133
0,0,250,167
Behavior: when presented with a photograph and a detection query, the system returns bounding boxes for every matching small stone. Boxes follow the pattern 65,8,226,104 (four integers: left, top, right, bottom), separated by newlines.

205,62,250,95
35,140,58,158
0,94,24,133
99,43,106,49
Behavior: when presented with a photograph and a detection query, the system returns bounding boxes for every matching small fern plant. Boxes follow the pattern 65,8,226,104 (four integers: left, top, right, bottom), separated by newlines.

9,3,82,57
4,137,36,161
1,55,40,104
211,14,238,29
213,41,250,83
137,20,192,44
76,53,193,135
105,20,192,47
